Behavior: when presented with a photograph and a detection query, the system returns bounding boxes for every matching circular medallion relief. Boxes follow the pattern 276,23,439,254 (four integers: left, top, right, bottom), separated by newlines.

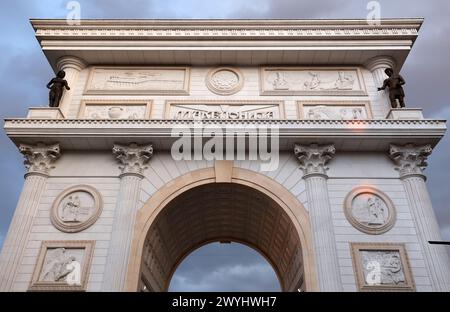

344,187,396,235
206,67,244,95
51,185,103,233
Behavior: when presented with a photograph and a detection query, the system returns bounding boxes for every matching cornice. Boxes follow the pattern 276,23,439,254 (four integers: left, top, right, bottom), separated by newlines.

5,119,444,151
4,118,445,127
4,119,446,139
31,18,422,41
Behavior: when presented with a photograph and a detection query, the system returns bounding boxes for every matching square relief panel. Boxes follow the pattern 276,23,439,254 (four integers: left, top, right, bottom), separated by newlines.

298,101,372,120
29,241,95,291
85,66,190,95
165,100,284,120
351,243,415,292
260,67,366,96
78,100,152,119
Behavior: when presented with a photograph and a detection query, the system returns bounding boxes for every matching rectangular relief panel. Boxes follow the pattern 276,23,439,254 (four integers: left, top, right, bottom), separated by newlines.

85,67,190,95
29,240,95,292
78,100,152,119
165,100,285,120
350,243,416,292
260,67,367,96
297,100,373,120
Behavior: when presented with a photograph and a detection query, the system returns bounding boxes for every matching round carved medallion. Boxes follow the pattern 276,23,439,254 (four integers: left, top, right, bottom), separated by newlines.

344,186,396,235
206,67,244,95
51,185,103,233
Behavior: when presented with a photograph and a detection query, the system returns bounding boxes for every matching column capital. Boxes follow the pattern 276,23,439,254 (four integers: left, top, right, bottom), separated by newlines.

113,143,153,177
389,143,432,179
19,142,61,176
56,55,87,72
365,55,396,72
294,143,335,178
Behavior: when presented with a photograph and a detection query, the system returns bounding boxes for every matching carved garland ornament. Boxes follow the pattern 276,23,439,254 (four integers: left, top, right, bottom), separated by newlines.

344,186,396,235
51,185,103,233
206,67,244,95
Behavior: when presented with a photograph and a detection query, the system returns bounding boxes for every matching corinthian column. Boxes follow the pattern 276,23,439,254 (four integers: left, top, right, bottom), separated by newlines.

103,143,153,291
56,56,86,117
294,143,342,291
0,143,60,291
365,56,396,116
390,144,450,291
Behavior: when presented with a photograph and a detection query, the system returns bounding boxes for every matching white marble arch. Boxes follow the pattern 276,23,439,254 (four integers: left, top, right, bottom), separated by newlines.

125,163,319,292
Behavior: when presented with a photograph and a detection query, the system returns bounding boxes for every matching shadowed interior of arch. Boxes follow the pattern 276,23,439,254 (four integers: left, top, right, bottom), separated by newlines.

138,183,306,292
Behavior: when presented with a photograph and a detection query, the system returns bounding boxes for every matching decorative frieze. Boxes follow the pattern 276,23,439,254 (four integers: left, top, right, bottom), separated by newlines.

29,241,95,292
166,100,283,120
260,67,366,96
113,143,154,176
298,101,372,120
19,143,61,175
389,144,432,178
351,243,415,292
51,185,103,233
85,67,190,95
344,186,396,235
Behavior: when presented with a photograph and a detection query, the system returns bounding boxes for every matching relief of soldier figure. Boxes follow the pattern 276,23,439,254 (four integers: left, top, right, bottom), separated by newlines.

377,68,406,108
47,70,70,108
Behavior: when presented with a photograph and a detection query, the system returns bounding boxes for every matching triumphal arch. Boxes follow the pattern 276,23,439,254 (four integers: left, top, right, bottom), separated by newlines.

1,18,449,292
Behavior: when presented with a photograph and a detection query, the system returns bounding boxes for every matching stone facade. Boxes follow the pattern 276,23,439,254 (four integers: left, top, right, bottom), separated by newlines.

0,18,449,292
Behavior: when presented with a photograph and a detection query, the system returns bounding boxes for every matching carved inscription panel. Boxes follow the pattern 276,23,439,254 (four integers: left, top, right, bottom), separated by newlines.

166,101,283,120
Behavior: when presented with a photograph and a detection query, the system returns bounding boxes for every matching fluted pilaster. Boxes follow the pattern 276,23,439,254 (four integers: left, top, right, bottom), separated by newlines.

56,56,86,117
103,143,153,291
389,144,450,291
0,143,60,291
294,143,342,291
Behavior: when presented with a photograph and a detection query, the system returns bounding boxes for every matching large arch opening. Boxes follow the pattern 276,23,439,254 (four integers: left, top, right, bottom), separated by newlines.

125,167,318,292
168,242,282,292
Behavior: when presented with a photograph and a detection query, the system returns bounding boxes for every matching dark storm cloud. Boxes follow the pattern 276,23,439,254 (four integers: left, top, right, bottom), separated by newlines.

0,0,449,289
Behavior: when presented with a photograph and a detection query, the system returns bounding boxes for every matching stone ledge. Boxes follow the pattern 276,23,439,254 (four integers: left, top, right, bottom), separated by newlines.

386,108,424,120
27,107,65,119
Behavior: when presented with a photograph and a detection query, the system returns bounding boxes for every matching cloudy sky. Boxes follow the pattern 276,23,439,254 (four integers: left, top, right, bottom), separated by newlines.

0,0,449,291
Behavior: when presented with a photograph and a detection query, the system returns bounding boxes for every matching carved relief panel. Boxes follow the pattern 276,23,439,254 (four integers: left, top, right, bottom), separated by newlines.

78,100,152,119
165,100,284,120
29,241,95,291
298,101,372,120
85,67,190,95
344,186,396,235
351,243,415,292
260,67,366,96
51,185,103,233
